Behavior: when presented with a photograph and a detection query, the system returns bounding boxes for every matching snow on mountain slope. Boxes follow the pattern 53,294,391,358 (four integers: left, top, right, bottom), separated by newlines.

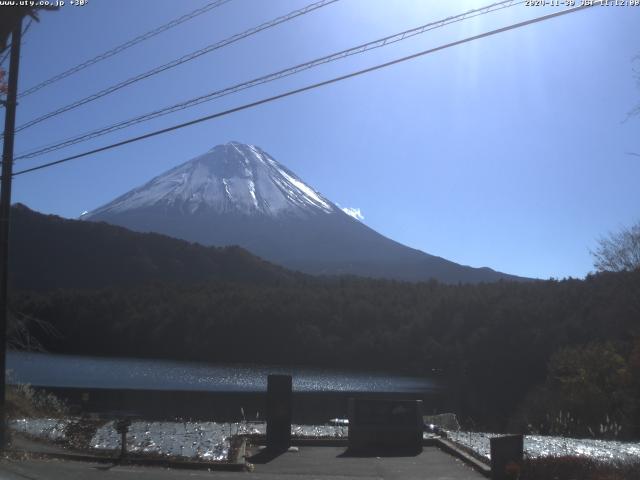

85,142,334,219
83,142,525,283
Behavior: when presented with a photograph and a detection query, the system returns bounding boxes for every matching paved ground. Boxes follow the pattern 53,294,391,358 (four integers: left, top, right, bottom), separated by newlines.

0,446,485,479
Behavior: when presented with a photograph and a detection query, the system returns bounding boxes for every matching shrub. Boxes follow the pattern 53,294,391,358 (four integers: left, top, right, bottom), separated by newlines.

5,381,66,419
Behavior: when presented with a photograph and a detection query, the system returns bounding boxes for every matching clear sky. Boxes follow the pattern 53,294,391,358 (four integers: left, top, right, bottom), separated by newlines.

3,0,640,280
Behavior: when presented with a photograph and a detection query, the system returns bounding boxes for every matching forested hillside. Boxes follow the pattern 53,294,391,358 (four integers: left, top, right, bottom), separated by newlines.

11,269,640,437
9,204,302,290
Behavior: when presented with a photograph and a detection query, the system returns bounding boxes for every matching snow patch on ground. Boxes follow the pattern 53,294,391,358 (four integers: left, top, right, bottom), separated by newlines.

11,417,640,465
10,418,347,462
446,430,640,463
10,418,69,442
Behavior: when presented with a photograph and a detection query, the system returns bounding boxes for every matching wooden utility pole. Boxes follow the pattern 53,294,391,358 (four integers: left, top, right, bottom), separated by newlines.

0,16,22,450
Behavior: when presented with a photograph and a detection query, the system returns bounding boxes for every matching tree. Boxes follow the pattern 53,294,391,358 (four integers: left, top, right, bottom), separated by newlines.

592,221,640,272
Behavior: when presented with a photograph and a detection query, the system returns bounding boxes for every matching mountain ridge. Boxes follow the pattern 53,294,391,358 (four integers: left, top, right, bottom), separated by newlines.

9,203,303,292
83,142,527,284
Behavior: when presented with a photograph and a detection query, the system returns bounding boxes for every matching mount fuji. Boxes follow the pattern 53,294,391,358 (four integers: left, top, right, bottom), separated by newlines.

82,142,522,283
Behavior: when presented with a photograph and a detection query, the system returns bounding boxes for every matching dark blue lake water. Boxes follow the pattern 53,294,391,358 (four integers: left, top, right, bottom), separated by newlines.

7,351,439,393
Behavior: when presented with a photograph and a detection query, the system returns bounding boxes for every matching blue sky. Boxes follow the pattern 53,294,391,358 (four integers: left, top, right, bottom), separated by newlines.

3,0,640,280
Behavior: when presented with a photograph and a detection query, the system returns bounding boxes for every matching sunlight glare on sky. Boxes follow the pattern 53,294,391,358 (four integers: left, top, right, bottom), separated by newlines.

4,0,640,280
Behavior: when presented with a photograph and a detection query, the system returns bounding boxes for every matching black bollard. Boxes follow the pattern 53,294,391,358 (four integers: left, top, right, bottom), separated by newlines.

490,434,523,480
115,419,131,460
266,374,292,450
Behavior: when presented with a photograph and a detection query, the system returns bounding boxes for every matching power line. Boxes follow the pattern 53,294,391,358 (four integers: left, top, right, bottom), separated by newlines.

0,19,32,69
16,0,523,161
11,0,339,134
0,47,9,68
18,0,232,98
0,42,12,69
11,2,599,178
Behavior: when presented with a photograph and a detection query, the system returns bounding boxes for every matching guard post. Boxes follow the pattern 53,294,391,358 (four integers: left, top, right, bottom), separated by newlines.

348,398,423,454
490,434,523,480
266,374,292,451
115,418,132,460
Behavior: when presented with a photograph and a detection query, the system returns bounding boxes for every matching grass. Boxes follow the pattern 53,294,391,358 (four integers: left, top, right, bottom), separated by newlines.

5,382,67,419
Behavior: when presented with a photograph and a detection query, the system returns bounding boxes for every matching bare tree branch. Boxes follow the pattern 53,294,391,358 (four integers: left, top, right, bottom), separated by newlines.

7,310,59,352
591,221,640,273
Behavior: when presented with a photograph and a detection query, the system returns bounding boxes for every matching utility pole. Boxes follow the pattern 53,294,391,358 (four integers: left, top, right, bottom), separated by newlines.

0,16,22,450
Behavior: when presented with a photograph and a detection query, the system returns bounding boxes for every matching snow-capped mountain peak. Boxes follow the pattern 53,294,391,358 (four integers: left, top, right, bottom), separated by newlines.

86,142,335,218
82,141,523,284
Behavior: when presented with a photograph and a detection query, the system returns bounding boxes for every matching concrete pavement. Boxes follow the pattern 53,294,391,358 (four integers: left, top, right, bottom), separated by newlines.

0,446,485,479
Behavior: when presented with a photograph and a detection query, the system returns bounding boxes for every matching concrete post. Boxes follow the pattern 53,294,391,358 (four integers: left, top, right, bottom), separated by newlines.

490,434,523,480
266,374,292,450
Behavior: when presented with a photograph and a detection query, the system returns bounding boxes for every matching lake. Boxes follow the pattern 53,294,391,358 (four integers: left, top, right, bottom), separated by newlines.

6,351,439,394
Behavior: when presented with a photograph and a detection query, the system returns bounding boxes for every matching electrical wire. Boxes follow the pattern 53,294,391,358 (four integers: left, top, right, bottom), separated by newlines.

11,3,599,178
18,0,233,98
15,0,523,161
11,0,339,134
0,19,32,69
1,46,11,68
